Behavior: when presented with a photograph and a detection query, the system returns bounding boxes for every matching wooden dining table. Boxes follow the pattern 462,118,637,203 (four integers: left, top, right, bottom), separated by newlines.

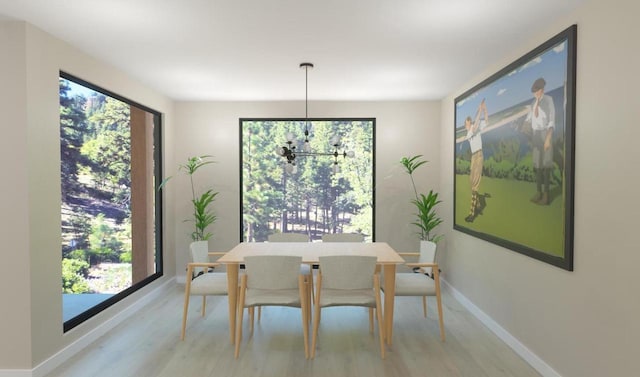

217,241,405,346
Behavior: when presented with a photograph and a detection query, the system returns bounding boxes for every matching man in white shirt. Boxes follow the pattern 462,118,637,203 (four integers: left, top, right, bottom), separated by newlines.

525,77,555,205
464,99,488,222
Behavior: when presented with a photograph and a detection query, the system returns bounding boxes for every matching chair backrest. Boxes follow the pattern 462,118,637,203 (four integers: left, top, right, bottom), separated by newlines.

244,255,302,290
267,233,309,242
418,241,436,276
321,233,365,243
319,255,377,290
190,241,209,276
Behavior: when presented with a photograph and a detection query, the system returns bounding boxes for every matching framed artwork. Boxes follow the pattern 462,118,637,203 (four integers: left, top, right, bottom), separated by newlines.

453,25,576,270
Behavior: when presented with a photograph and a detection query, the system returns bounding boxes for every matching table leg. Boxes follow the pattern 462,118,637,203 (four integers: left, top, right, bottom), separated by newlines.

226,263,239,344
383,264,396,346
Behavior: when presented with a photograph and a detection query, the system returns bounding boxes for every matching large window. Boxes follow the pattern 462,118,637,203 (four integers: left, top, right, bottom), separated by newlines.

241,119,375,242
60,72,163,331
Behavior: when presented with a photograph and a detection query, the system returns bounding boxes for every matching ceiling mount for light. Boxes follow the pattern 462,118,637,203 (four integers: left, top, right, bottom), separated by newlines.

277,62,354,174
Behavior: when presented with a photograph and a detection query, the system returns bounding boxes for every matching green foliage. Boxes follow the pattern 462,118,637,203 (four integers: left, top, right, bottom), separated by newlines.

191,189,218,241
411,191,444,243
88,214,122,263
68,248,87,261
483,157,514,179
59,79,90,200
401,155,443,242
512,155,535,182
160,155,218,241
490,138,521,164
455,158,471,175
119,251,132,263
62,258,91,293
60,78,138,298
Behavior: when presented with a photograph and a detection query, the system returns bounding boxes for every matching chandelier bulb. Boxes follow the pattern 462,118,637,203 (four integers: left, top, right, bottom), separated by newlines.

347,151,355,158
286,132,295,142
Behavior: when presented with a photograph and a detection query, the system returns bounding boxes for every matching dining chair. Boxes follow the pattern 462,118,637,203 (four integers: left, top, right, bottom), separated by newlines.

387,250,445,342
319,232,366,322
311,255,385,359
267,232,309,243
235,255,310,359
181,242,229,340
267,232,313,313
321,233,365,242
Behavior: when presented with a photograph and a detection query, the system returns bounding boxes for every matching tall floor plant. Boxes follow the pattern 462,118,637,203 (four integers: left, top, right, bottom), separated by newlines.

160,155,218,241
400,155,443,243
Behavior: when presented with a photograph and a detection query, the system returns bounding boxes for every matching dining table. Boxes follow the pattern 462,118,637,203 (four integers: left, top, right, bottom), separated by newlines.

217,241,405,346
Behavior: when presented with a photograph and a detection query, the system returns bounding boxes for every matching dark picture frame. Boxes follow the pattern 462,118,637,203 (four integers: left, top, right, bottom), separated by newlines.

453,25,576,270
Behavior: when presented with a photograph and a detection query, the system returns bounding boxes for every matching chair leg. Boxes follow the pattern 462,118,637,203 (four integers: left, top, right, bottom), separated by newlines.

249,307,254,333
369,308,374,333
181,293,191,341
436,292,445,342
434,268,445,342
257,306,261,322
375,303,385,359
201,296,206,316
299,275,310,359
422,296,427,318
311,273,322,359
181,266,194,341
374,274,385,359
235,277,247,359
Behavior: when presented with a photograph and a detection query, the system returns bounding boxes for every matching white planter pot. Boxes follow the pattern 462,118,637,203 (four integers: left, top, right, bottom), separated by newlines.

189,240,209,276
419,240,437,276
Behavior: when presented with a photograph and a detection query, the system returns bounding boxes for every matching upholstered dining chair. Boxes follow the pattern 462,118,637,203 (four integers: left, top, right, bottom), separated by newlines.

319,232,366,322
311,255,385,359
321,233,365,243
387,250,445,342
267,232,313,312
267,232,309,243
235,255,310,359
181,242,229,340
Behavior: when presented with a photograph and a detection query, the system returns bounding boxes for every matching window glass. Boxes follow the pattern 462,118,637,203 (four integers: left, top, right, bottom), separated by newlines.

241,119,375,242
60,72,163,331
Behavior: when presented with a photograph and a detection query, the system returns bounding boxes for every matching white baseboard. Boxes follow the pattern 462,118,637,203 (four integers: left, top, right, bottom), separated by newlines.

0,370,30,377
441,279,562,377
21,277,175,377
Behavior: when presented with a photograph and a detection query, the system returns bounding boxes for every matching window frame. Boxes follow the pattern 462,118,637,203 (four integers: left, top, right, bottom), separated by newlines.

239,117,376,243
60,71,164,332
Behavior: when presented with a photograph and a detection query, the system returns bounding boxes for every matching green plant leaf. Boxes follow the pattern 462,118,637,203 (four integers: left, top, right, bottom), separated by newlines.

401,155,443,242
162,155,218,241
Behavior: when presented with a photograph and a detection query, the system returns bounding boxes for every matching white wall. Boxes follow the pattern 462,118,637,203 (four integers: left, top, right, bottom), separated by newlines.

0,20,31,370
172,101,441,278
439,1,640,376
0,21,175,370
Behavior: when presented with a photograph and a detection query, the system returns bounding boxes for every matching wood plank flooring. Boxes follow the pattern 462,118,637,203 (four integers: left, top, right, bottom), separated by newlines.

46,284,541,377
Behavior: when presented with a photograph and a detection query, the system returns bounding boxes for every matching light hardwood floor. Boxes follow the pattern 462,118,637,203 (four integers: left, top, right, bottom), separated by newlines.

46,284,540,377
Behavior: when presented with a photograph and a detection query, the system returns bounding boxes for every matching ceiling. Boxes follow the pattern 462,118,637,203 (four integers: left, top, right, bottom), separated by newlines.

0,0,586,101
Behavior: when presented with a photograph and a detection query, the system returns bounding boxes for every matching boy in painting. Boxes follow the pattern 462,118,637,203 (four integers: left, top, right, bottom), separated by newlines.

465,99,488,222
526,77,555,205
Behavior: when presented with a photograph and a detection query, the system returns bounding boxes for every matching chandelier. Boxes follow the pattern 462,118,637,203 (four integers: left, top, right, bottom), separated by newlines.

277,62,354,174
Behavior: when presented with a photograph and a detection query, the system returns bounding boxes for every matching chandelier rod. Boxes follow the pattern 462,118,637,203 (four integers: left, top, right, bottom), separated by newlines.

300,62,313,135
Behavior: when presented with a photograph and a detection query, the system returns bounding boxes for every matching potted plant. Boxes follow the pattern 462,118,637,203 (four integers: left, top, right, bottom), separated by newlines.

401,155,443,273
160,155,218,250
